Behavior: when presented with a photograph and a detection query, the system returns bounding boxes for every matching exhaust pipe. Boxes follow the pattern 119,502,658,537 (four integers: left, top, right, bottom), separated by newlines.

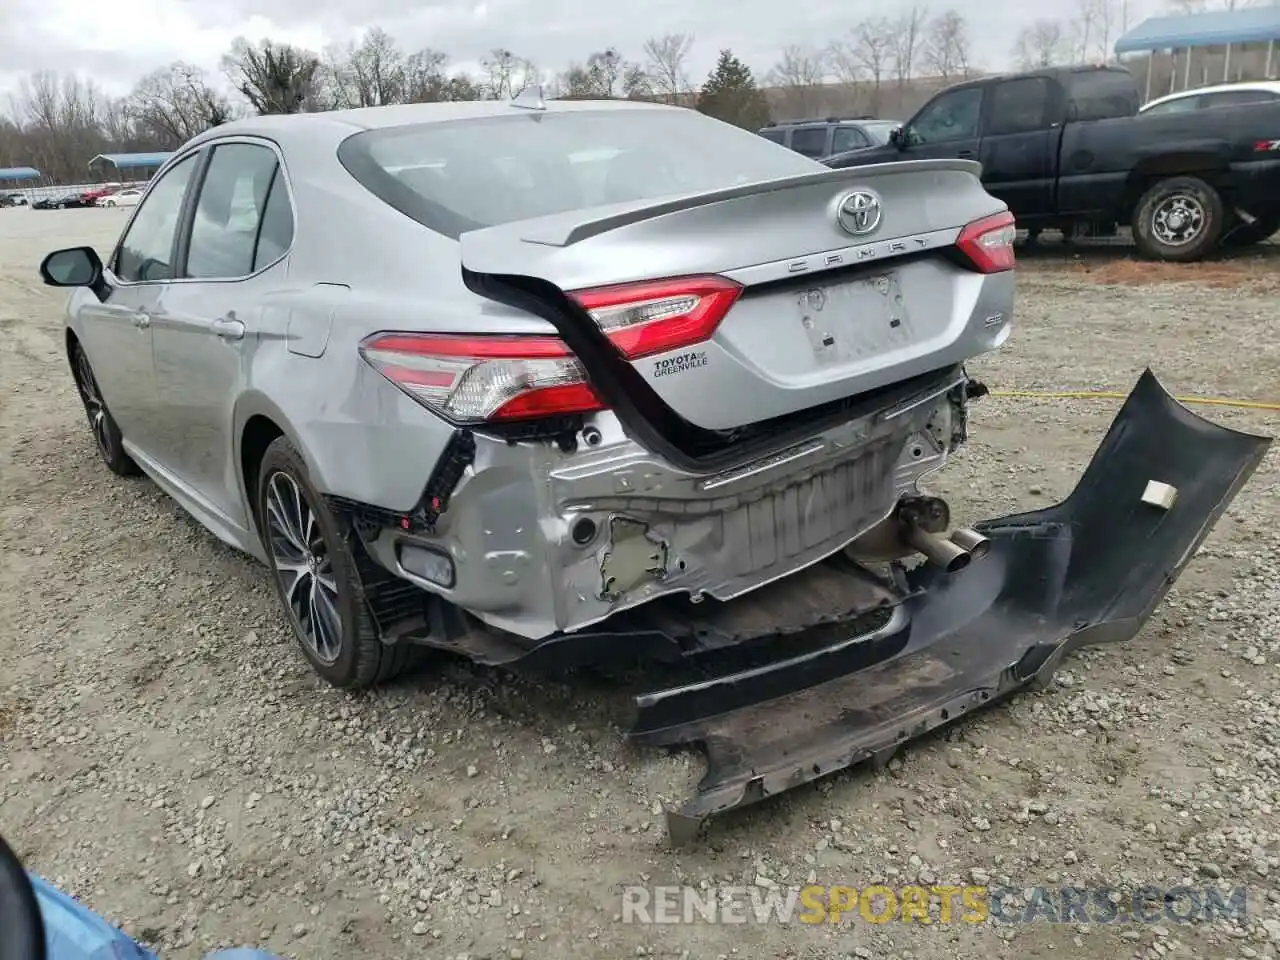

948,527,992,560
903,524,972,574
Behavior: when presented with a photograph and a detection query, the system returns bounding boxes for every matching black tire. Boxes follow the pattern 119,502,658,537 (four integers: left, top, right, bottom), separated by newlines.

1131,176,1225,262
256,436,421,688
1222,212,1280,249
70,341,139,476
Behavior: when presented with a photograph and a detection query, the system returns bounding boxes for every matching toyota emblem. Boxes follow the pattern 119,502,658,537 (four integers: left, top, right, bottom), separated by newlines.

836,189,883,236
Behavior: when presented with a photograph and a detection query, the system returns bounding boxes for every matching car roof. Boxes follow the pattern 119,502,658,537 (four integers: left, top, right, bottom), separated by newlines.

1141,80,1280,110
183,97,683,152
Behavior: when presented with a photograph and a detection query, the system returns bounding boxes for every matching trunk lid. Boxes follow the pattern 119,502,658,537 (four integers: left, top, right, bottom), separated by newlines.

460,159,1012,431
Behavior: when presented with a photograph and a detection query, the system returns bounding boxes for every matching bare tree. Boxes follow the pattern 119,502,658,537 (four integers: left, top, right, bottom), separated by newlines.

129,63,231,149
222,37,323,114
830,20,894,114
2,71,136,182
923,10,973,82
768,45,828,118
400,49,479,102
346,28,406,107
643,33,694,103
481,49,537,99
1012,20,1068,69
1093,0,1122,62
560,49,651,100
891,5,930,88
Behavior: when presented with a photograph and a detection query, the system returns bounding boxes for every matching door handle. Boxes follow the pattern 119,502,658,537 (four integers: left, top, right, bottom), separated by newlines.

211,317,246,341
957,150,976,158
134,313,150,330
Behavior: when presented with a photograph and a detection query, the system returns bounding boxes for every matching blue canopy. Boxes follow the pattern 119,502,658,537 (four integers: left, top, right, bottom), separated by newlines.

0,166,41,180
1115,8,1280,55
88,152,173,170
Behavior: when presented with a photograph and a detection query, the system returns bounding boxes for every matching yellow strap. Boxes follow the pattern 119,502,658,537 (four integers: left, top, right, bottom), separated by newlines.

988,390,1280,412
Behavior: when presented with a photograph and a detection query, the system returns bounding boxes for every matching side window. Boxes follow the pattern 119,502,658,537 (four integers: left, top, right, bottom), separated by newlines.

1143,96,1203,116
758,128,786,144
185,143,282,280
831,126,871,154
987,78,1051,136
253,169,295,272
1204,90,1278,108
789,127,829,157
113,154,198,282
909,87,983,144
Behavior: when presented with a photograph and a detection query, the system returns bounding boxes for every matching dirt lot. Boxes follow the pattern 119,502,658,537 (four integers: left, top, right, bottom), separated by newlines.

1,207,1279,960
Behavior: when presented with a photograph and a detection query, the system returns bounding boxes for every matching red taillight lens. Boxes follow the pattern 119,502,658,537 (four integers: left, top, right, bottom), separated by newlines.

359,333,606,423
956,210,1017,273
567,275,743,360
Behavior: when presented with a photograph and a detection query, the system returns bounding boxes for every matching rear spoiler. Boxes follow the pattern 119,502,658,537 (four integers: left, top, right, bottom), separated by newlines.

472,158,985,250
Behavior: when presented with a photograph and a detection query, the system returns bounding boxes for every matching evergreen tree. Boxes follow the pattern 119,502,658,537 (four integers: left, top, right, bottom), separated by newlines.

696,50,770,130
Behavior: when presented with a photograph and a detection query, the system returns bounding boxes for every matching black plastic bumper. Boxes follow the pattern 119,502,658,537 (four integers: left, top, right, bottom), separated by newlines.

627,369,1271,844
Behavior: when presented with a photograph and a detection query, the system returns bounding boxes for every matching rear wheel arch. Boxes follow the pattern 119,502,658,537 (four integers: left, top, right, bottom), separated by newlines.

1122,152,1227,223
241,414,285,534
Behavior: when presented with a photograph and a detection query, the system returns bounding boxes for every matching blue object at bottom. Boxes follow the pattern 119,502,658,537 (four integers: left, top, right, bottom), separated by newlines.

29,872,282,960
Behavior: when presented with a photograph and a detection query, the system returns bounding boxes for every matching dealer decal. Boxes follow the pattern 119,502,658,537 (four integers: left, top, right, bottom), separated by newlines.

1254,139,1280,152
652,350,708,378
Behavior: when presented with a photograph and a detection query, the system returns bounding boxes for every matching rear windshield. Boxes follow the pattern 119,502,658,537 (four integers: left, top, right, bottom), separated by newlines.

337,108,825,239
1064,69,1140,121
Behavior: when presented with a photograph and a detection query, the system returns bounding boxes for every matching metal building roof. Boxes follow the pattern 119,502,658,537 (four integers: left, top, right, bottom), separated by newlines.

88,152,174,169
1115,7,1280,54
0,166,41,180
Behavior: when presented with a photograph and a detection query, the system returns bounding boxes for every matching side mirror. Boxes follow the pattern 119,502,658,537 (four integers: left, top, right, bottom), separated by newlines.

39,246,103,288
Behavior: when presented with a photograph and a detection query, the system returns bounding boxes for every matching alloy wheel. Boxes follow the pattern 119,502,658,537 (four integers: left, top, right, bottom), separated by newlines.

74,350,114,459
264,470,343,664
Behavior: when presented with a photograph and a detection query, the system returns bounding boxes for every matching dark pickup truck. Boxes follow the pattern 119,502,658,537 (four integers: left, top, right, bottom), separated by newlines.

824,64,1280,261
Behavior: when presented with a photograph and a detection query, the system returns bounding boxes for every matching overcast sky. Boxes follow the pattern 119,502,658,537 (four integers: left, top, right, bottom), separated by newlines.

0,0,1147,103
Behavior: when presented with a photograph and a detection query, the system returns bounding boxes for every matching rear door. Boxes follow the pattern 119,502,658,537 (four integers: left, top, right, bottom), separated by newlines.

896,85,984,162
978,76,1058,218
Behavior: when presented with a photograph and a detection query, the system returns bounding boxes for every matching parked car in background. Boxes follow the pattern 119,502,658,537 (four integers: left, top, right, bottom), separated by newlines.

97,187,142,207
32,193,91,210
758,116,901,159
1139,80,1280,115
80,183,122,205
824,64,1280,260
1,191,29,207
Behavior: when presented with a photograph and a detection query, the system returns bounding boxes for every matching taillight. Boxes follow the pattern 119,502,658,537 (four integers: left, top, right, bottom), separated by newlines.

956,210,1017,273
567,275,743,359
359,333,606,423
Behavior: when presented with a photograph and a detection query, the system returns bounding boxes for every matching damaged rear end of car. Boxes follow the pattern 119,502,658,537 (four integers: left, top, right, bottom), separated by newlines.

335,105,1270,841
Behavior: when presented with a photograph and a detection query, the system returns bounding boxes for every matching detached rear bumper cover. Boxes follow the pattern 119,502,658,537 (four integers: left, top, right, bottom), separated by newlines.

629,370,1271,844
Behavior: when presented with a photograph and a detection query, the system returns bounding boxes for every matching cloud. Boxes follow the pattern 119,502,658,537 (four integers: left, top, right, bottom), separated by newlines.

0,0,1094,103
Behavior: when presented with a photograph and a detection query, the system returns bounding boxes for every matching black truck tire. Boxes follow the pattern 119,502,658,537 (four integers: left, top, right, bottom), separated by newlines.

1131,176,1225,262
1223,212,1280,248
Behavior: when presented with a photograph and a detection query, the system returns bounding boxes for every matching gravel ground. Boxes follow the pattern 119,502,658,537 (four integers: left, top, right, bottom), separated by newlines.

2,207,1279,960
